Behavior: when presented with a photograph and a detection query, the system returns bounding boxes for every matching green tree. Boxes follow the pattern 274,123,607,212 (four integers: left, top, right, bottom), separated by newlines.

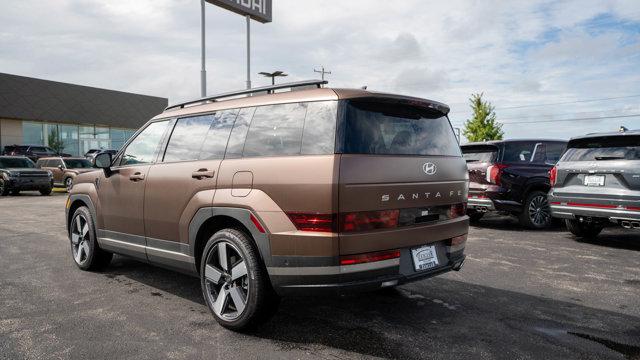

48,127,65,154
462,93,504,142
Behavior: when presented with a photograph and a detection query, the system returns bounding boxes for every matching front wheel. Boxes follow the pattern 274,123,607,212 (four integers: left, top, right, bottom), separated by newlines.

565,219,603,239
0,179,9,196
519,190,552,229
69,206,112,270
200,228,278,331
468,210,485,223
65,177,73,192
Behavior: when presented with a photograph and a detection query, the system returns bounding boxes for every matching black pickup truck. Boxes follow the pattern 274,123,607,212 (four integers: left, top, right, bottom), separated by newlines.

462,139,567,229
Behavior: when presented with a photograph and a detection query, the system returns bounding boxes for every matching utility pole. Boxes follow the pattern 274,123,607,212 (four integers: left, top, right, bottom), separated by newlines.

314,66,332,81
246,15,251,89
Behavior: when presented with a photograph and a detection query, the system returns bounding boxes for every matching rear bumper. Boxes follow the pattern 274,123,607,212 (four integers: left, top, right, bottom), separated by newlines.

269,244,466,296
548,192,640,222
467,197,495,211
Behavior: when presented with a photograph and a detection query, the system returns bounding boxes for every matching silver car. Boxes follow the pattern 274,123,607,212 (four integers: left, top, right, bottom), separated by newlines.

548,129,640,238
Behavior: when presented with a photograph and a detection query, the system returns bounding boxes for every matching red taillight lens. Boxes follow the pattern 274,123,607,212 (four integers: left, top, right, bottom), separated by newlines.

486,164,508,185
287,213,336,232
340,249,401,266
449,203,467,219
549,165,558,187
340,209,400,232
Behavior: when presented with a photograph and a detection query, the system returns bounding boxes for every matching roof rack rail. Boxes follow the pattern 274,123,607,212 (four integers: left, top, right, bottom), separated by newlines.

165,79,328,111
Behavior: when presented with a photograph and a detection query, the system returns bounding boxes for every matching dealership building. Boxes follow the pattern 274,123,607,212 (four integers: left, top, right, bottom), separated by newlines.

0,72,168,156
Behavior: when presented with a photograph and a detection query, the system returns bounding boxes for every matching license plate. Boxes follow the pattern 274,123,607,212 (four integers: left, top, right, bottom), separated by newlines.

584,175,605,187
411,244,439,271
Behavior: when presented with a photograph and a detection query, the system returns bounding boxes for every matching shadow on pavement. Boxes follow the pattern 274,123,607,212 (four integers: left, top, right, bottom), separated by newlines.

101,257,640,359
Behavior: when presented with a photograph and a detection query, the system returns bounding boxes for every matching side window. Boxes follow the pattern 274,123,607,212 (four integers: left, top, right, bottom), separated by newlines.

121,121,169,166
502,142,536,163
225,107,255,159
243,103,307,157
35,159,45,168
51,159,63,167
301,101,337,155
163,115,214,162
200,109,238,160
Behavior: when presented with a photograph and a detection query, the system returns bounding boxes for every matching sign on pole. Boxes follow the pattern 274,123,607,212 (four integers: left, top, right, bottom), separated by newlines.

205,0,272,23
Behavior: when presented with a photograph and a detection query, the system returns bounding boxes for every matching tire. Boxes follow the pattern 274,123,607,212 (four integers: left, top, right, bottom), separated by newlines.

40,187,52,196
518,190,553,229
69,206,113,270
64,177,73,192
200,228,278,331
0,179,9,196
565,219,603,239
468,210,485,223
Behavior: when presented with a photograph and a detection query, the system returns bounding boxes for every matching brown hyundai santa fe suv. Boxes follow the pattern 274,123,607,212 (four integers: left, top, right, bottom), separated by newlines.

65,80,470,330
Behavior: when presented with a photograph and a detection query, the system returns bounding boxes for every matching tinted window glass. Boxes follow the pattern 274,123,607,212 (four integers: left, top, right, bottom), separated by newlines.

163,115,214,162
502,142,537,163
0,157,35,168
64,159,93,168
462,146,497,163
225,107,255,159
542,142,566,164
563,136,640,161
301,101,337,155
199,109,238,160
121,121,169,166
243,103,307,157
49,159,63,167
342,100,460,156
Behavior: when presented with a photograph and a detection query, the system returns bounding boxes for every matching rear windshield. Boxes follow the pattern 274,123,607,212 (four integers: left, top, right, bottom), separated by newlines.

0,157,35,168
462,146,497,163
502,141,566,165
64,159,93,168
563,136,640,161
341,100,460,156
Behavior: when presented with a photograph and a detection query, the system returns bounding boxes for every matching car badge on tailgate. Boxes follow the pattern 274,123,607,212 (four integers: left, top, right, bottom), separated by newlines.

423,162,437,175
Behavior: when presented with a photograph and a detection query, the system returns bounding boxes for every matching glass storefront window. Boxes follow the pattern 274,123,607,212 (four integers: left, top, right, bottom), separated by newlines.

95,126,109,139
59,124,79,156
80,126,95,139
23,122,44,145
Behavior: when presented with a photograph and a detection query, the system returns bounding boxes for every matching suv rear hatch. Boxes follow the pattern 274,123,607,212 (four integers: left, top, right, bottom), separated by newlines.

336,98,468,255
553,134,640,206
461,144,498,196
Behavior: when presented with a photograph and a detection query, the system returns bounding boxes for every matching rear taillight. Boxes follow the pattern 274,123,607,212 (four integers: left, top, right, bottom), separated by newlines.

549,165,558,187
287,213,336,232
340,249,400,266
486,164,508,185
340,210,400,232
449,203,467,219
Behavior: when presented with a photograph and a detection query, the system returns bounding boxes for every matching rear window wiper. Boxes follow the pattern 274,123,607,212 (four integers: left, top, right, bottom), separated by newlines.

594,156,625,160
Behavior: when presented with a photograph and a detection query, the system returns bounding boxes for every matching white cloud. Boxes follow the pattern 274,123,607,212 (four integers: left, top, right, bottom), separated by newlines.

0,0,639,140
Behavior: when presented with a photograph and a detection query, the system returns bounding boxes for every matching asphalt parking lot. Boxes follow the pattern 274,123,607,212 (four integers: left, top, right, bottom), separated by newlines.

1,193,639,360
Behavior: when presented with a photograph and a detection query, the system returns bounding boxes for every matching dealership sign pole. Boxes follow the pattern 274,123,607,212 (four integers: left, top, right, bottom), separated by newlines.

204,0,273,91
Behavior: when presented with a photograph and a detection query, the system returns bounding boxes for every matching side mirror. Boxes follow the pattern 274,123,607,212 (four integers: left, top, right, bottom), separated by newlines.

93,152,112,169
58,165,64,170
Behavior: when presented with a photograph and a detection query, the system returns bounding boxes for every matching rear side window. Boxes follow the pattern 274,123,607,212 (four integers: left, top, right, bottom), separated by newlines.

462,146,497,163
301,101,337,155
225,107,255,159
341,100,460,156
562,136,640,161
502,142,537,163
163,115,214,162
243,103,307,157
199,109,238,160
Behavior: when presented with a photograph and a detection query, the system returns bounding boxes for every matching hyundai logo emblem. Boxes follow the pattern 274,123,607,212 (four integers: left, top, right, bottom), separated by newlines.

423,162,437,175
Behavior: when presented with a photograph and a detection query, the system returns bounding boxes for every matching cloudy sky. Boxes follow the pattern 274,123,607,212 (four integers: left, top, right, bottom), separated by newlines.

1,0,639,141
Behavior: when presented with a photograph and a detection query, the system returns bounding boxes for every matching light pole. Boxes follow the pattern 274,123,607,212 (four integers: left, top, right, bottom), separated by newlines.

259,71,288,86
200,0,206,97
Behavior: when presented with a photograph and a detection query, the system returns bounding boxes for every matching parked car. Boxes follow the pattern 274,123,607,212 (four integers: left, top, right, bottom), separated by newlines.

0,156,53,196
36,157,96,191
66,80,470,330
84,149,117,160
3,145,71,162
462,139,567,228
549,130,640,238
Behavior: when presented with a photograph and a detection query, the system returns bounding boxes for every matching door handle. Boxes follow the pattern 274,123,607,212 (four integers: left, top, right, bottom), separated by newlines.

129,172,145,181
192,168,215,179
